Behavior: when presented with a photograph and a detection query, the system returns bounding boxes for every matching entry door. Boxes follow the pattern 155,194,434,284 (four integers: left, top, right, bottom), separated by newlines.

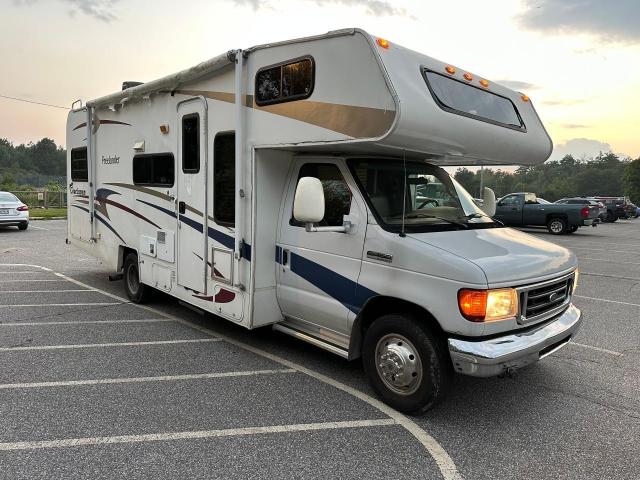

276,160,367,335
176,100,207,292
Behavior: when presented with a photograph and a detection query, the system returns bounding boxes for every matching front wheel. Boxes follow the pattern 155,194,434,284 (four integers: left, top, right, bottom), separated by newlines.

362,314,452,414
123,253,151,303
547,217,567,235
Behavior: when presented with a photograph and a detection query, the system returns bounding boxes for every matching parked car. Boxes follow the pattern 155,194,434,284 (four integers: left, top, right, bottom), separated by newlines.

494,192,599,234
555,197,606,221
589,196,627,222
0,191,29,230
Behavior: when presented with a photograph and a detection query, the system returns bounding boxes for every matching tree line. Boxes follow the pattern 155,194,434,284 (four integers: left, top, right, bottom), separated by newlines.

1,137,639,204
454,153,640,204
0,138,66,189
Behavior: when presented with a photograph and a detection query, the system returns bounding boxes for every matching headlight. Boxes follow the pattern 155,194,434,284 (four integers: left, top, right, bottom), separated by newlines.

573,269,579,294
458,288,519,322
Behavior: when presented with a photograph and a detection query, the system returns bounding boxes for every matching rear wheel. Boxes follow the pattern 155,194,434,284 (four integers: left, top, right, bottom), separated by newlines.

18,223,28,231
547,217,567,235
606,211,615,222
566,226,578,234
362,313,452,414
123,253,150,303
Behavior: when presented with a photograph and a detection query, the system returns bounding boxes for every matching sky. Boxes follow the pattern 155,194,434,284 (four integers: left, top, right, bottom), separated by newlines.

1,0,639,161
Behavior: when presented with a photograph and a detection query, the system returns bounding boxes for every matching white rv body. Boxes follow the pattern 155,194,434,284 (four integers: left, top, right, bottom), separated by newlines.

67,29,580,410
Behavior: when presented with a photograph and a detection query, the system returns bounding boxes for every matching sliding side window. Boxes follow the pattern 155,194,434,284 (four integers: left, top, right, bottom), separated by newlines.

133,153,175,187
70,147,88,182
255,57,314,106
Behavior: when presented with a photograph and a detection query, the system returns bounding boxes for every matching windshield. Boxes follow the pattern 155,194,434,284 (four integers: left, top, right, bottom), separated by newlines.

348,159,498,232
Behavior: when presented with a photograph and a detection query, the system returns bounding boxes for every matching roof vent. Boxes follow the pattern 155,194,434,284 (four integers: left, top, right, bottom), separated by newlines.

122,81,143,91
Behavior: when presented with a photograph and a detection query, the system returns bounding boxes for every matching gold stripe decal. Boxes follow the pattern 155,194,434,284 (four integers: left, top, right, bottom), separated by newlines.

176,90,395,139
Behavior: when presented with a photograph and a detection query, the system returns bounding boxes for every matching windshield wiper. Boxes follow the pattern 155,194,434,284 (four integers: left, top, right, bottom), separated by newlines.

464,212,504,226
402,213,469,229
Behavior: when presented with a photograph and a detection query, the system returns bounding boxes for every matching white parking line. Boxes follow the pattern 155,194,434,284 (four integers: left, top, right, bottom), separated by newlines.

569,246,629,254
578,258,640,266
0,338,220,352
26,225,49,231
570,342,622,356
574,295,640,308
0,303,121,308
0,419,397,452
0,279,69,283
0,318,173,327
19,264,464,480
581,272,640,281
0,368,297,390
0,289,94,294
0,271,53,274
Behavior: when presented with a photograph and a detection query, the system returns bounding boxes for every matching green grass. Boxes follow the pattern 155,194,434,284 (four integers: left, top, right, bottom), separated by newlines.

30,207,67,219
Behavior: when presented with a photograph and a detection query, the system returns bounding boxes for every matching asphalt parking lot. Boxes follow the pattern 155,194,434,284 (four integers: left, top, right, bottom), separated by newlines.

0,219,639,479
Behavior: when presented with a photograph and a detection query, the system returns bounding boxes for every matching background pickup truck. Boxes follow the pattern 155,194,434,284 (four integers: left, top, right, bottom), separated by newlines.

494,192,599,234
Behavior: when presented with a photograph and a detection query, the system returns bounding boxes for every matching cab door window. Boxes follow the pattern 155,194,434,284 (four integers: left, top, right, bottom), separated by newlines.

291,163,352,227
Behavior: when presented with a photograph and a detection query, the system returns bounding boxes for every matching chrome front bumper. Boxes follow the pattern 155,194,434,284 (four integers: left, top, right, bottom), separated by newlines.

448,304,582,377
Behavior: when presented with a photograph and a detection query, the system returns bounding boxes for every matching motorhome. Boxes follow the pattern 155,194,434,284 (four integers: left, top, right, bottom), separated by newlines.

66,28,581,413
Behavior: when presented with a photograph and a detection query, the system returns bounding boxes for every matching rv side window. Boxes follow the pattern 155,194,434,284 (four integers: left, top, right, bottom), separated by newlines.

182,113,200,173
133,153,175,187
70,147,88,182
423,69,524,130
255,57,314,106
290,163,352,227
214,132,235,226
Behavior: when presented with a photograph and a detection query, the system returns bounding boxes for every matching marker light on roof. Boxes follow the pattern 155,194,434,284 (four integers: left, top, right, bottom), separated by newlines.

376,37,390,49
463,73,473,81
445,65,456,74
480,79,489,88
521,94,530,102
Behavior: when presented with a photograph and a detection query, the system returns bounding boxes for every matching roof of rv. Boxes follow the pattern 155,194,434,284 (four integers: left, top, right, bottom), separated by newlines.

86,28,361,108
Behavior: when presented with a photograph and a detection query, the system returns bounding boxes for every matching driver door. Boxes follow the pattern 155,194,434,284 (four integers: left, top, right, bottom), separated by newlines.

276,160,367,335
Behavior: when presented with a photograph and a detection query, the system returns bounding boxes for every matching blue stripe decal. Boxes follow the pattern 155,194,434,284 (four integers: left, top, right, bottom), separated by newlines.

136,199,176,218
136,198,251,261
71,205,126,244
289,252,377,314
180,214,203,233
208,226,234,249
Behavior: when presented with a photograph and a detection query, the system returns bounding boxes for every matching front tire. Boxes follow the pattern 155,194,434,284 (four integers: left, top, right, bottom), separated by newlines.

547,217,567,235
362,314,452,414
123,253,150,303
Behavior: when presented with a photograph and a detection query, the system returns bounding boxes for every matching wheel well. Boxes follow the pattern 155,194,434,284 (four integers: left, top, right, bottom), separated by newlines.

546,214,567,223
118,246,138,272
348,296,445,360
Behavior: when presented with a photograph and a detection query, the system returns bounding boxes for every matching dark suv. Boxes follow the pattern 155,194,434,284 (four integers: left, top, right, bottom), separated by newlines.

589,197,627,222
555,198,606,222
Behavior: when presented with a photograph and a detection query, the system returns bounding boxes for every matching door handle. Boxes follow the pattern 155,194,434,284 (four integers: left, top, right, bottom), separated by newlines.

282,249,289,266
178,201,186,214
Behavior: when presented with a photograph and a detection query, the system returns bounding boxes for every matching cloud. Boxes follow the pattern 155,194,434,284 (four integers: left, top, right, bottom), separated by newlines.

495,80,538,91
562,123,590,129
13,0,120,22
231,0,411,17
550,138,611,161
518,0,640,43
541,98,590,106
65,0,120,22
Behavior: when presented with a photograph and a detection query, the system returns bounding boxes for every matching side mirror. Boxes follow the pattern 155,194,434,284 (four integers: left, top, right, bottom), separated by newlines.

294,177,325,223
482,187,496,217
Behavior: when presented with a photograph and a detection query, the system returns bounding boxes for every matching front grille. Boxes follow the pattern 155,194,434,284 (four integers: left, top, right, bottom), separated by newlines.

518,275,573,324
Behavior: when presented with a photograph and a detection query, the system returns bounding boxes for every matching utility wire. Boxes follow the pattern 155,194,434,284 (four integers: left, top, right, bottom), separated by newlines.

0,94,69,110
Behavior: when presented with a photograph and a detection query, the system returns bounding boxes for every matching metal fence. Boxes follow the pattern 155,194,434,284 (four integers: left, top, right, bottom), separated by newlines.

9,191,67,208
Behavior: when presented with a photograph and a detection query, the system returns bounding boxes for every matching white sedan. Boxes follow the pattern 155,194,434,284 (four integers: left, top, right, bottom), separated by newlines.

0,191,29,230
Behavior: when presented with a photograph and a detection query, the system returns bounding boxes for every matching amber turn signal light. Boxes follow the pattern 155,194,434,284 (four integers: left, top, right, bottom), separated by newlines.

376,37,390,49
463,73,473,81
445,65,456,75
480,79,489,88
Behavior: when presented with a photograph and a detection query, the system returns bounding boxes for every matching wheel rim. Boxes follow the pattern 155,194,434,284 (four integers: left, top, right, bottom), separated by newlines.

550,220,563,233
375,334,423,396
127,263,139,294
